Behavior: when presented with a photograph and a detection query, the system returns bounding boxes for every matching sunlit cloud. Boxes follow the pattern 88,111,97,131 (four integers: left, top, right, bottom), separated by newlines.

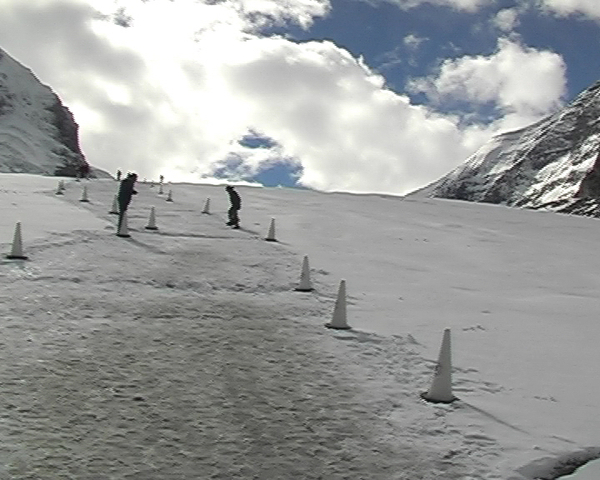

355,0,495,13
403,33,427,50
492,8,520,32
539,0,600,21
0,0,572,195
409,38,567,131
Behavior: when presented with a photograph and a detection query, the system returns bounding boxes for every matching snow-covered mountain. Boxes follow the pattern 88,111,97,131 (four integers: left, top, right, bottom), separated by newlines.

0,47,108,178
414,80,600,217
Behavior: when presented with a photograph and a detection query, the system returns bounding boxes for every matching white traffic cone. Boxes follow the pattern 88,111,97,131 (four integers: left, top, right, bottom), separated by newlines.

325,280,351,330
201,198,210,214
166,190,173,202
6,222,28,260
158,183,164,194
265,218,276,242
80,185,90,202
145,207,158,230
55,181,63,195
116,212,131,238
109,195,119,214
295,255,313,292
421,328,456,403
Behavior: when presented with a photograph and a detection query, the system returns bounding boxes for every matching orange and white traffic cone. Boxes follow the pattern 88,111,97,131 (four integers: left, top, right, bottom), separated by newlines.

421,328,456,403
6,222,28,260
295,255,313,292
265,218,276,242
116,212,131,238
145,207,158,230
325,280,350,330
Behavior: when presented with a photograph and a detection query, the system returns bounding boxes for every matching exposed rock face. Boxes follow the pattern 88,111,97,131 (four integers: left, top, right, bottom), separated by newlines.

0,47,100,177
415,80,600,217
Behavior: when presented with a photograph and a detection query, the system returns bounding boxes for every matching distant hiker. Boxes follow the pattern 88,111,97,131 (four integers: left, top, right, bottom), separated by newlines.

159,175,164,184
79,162,90,180
117,173,138,232
225,185,241,229
116,169,122,181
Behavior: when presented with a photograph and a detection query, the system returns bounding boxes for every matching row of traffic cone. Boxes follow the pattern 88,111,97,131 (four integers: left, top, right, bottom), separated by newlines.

113,196,278,242
111,187,453,404
294,258,455,403
55,181,454,403
4,222,28,260
57,185,451,401
13,189,455,404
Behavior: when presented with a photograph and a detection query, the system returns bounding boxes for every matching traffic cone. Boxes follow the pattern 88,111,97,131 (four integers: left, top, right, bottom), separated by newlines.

6,222,28,260
265,218,276,242
421,329,456,404
158,183,164,194
166,190,173,202
295,255,313,292
55,181,63,195
325,280,350,330
116,212,131,238
145,207,158,230
80,186,90,202
109,195,119,214
201,198,210,214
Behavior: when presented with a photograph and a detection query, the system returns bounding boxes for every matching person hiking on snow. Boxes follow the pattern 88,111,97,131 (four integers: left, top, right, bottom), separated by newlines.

225,185,241,229
117,173,138,233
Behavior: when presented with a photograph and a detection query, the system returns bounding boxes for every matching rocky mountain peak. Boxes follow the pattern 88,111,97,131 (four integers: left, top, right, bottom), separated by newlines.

415,79,600,217
0,47,94,177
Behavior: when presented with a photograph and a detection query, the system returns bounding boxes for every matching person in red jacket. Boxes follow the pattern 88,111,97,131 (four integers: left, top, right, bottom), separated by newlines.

225,185,241,229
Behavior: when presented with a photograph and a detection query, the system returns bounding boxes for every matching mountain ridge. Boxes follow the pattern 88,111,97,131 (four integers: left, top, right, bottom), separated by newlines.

0,47,109,178
413,79,600,217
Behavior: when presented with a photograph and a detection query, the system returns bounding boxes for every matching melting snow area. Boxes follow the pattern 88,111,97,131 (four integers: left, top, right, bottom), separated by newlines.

1,173,600,479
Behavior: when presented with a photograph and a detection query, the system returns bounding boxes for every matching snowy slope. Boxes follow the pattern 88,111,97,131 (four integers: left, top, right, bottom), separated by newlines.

416,81,600,217
1,174,600,479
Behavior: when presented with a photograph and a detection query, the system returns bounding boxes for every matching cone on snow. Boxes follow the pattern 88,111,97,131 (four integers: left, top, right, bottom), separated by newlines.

6,222,28,260
295,255,313,292
158,183,164,194
79,186,90,202
55,181,63,195
166,190,173,202
145,206,158,230
421,328,456,404
109,195,119,214
201,198,210,214
265,218,277,242
116,212,131,238
325,280,351,330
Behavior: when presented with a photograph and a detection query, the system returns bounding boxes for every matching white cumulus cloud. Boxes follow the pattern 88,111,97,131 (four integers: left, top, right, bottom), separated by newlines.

0,0,571,195
539,0,600,21
356,0,495,13
492,8,520,32
410,38,567,133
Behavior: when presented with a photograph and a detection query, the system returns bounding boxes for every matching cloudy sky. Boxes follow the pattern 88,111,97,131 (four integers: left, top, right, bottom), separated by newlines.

0,0,599,194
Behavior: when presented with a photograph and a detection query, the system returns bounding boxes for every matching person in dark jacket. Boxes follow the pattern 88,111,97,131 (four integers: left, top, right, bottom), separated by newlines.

225,185,241,228
117,173,138,232
79,162,90,180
